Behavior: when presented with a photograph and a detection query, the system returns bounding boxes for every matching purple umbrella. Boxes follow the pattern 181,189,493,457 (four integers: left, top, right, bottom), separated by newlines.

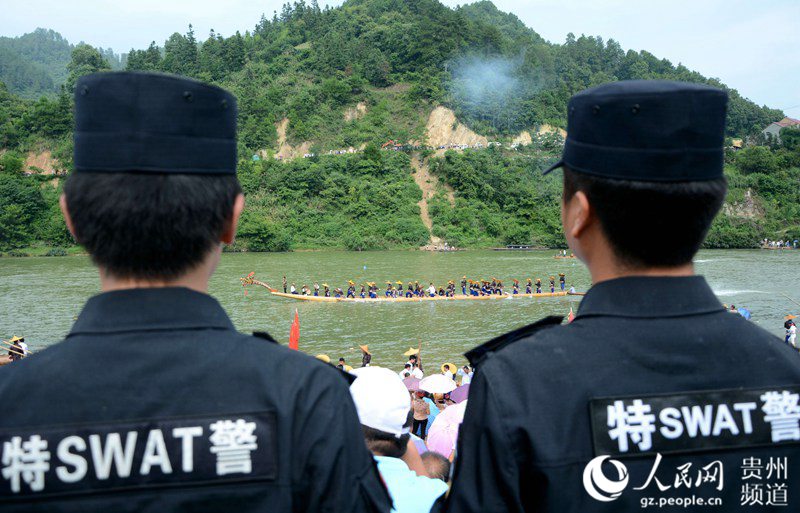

450,384,470,403
403,376,421,391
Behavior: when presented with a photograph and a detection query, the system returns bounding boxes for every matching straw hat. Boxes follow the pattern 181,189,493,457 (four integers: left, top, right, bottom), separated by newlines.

322,283,329,287
359,344,371,355
441,363,456,375
786,314,798,321
396,281,403,285
403,347,420,357
315,354,331,364
344,365,354,372
8,336,24,343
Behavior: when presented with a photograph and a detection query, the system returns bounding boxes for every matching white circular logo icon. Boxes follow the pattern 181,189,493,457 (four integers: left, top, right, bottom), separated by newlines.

582,455,629,502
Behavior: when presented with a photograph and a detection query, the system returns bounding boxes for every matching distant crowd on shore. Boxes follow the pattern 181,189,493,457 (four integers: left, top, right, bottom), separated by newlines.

762,238,798,248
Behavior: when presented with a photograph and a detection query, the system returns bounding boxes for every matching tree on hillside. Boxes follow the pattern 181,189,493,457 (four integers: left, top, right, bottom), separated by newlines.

161,26,199,77
126,42,163,71
66,44,111,92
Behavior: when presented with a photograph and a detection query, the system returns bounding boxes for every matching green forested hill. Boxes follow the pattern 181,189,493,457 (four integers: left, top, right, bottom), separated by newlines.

0,28,122,99
0,0,798,253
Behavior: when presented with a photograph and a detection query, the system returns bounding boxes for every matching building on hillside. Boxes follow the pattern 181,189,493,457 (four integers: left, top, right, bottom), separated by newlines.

762,117,800,143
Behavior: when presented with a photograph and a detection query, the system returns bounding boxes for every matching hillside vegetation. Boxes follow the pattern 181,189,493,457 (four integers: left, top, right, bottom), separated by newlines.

0,0,798,253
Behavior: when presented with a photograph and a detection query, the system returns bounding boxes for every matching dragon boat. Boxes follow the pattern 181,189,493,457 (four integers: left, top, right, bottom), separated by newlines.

241,273,583,302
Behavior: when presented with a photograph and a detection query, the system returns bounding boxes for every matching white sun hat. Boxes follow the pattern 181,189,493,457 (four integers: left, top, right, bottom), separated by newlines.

350,367,412,437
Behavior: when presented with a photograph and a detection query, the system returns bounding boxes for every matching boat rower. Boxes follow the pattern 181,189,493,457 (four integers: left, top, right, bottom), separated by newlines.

360,284,366,298
368,283,378,299
535,278,542,294
385,281,393,298
406,282,414,298
461,276,467,295
526,278,532,294
512,279,519,295
322,283,330,297
428,283,436,297
559,273,566,291
347,280,356,298
549,276,556,293
496,280,504,295
313,282,320,296
396,281,404,298
6,336,27,362
290,283,297,294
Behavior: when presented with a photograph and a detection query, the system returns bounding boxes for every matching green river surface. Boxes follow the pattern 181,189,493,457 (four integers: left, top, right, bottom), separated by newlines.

1,249,798,368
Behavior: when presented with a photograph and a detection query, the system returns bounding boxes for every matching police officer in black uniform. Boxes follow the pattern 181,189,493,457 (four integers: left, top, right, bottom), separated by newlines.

0,72,390,512
444,81,800,512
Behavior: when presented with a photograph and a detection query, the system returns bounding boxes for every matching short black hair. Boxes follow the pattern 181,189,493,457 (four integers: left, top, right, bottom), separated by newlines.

562,167,726,268
362,425,409,458
421,451,451,481
64,172,241,280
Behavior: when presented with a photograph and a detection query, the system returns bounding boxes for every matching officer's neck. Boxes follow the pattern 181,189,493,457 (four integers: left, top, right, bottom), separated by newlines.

97,250,219,294
582,243,695,285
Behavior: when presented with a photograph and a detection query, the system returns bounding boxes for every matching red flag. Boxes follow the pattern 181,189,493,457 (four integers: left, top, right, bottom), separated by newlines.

567,307,575,323
289,309,300,350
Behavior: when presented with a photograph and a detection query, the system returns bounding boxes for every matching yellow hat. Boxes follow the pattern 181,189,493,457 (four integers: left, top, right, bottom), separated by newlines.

462,275,466,279
786,314,798,320
403,347,420,357
441,363,456,375
315,354,331,364
8,336,24,343
348,280,354,284
359,344,371,355
396,281,403,285
322,283,329,287
558,273,565,277
344,365,354,372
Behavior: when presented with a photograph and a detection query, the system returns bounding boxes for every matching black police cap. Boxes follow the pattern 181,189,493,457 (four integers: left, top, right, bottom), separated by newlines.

74,72,237,175
544,80,728,182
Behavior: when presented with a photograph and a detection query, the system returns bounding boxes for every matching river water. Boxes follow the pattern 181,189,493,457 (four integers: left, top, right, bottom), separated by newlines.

1,249,798,368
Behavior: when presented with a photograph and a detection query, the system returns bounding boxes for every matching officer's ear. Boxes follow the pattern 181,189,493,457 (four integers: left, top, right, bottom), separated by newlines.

220,193,245,245
563,189,592,239
59,194,77,240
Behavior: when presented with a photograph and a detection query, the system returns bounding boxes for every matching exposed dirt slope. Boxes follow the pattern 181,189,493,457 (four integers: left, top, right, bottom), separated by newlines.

344,101,368,121
426,106,487,151
24,151,59,174
537,124,567,138
273,117,312,159
411,154,457,250
511,131,532,146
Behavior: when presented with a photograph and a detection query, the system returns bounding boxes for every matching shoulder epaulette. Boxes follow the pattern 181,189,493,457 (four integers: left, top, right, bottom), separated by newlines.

465,316,563,366
252,331,278,343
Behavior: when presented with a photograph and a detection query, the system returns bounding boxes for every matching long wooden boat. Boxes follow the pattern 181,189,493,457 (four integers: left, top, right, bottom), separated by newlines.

268,290,575,302
554,255,576,259
241,274,583,302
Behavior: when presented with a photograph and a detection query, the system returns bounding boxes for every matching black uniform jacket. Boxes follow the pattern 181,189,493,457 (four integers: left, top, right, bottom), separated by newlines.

0,288,390,513
445,276,800,512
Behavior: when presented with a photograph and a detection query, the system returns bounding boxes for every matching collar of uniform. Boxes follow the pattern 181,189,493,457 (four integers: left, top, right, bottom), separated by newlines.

576,276,723,319
69,287,235,335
